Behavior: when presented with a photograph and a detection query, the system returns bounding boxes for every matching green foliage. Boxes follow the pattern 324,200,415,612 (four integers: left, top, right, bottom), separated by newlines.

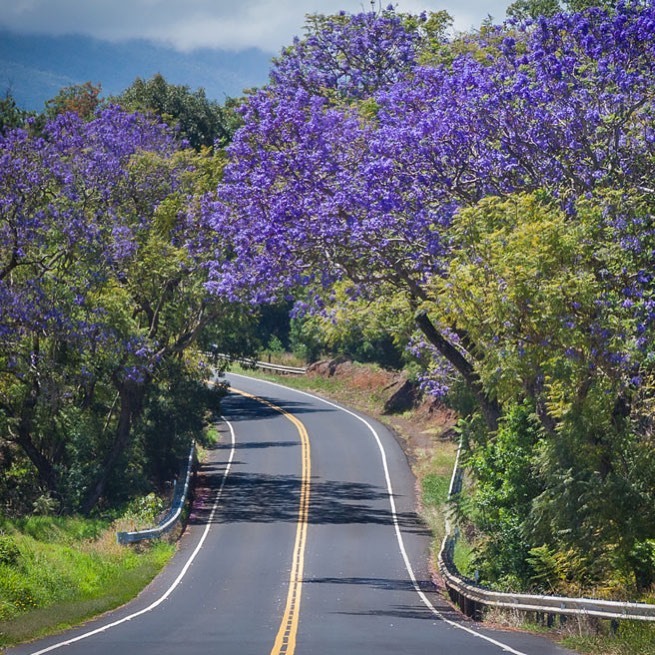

136,360,225,492
0,91,30,133
0,513,174,646
114,73,240,149
505,1,625,24
289,317,324,363
32,495,58,516
411,10,455,65
0,536,20,566
464,402,544,589
506,0,562,20
118,493,166,529
291,283,412,368
0,450,41,516
266,335,284,354
526,544,595,595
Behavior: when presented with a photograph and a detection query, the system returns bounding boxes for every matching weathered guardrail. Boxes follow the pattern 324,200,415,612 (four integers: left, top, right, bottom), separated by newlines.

247,359,307,375
213,352,306,376
116,442,195,545
438,443,655,622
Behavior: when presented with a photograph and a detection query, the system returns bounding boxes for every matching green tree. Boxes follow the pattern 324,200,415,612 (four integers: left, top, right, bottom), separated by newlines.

439,192,655,592
291,282,412,368
0,91,29,133
506,0,561,20
79,147,232,513
506,0,621,20
114,74,239,150
0,110,243,515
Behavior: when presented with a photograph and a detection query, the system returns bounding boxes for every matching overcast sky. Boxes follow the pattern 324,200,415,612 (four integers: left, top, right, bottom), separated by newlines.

0,1,510,53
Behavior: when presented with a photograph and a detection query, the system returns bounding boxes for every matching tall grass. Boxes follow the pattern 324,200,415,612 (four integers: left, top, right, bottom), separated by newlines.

0,513,174,648
562,621,655,654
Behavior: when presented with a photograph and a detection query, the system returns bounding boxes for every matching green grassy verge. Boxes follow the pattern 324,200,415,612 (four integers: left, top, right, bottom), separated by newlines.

231,361,392,407
561,622,655,655
0,514,175,649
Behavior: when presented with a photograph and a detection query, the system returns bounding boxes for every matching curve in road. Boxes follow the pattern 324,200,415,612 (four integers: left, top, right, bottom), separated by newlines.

6,373,577,655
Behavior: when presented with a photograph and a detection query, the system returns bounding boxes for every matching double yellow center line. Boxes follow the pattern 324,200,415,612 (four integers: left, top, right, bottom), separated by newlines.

231,388,311,655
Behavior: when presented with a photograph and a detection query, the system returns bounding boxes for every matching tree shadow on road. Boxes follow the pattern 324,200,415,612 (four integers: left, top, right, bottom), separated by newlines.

189,465,429,536
220,392,334,422
304,577,463,622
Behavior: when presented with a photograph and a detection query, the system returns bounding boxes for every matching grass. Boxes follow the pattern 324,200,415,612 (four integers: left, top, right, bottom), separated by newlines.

562,621,655,655
0,513,175,649
422,473,449,508
452,538,475,577
232,361,395,410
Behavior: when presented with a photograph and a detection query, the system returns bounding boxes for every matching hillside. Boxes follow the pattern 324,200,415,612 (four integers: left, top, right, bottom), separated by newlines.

0,30,272,110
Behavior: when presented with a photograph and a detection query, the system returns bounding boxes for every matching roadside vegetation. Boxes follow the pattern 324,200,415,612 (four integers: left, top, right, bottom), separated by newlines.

0,508,174,648
3,1,655,653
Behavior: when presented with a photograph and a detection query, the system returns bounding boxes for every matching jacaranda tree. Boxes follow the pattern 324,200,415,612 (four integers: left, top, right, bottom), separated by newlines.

0,107,228,513
205,2,655,593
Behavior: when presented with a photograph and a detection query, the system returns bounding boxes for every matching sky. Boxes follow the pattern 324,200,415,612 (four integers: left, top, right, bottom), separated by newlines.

0,0,510,54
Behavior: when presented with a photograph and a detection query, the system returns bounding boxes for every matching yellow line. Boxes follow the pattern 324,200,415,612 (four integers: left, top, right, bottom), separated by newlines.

230,388,311,655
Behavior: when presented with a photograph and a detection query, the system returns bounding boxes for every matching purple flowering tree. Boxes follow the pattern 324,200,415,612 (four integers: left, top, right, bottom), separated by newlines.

269,7,423,102
0,107,226,512
204,4,655,588
208,3,655,427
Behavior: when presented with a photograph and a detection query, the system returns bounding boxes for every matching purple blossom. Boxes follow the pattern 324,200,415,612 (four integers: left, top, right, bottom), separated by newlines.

200,4,655,397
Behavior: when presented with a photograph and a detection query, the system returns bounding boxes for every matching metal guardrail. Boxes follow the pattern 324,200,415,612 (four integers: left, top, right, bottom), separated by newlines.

116,443,196,545
248,359,307,375
438,443,655,622
213,352,307,376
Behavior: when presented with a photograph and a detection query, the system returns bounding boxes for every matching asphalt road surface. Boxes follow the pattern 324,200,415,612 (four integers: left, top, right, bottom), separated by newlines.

7,373,578,655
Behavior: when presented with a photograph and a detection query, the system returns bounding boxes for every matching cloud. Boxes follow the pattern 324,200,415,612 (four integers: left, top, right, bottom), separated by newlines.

0,0,508,53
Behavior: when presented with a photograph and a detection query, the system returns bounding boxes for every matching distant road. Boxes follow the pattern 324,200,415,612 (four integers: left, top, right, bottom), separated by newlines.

7,374,577,655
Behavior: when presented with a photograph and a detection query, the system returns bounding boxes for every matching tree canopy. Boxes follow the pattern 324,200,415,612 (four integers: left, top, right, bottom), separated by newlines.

3,0,655,596
201,2,655,595
114,73,240,150
0,105,238,514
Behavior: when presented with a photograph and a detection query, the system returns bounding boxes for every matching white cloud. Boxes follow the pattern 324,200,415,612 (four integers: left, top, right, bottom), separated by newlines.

0,0,509,52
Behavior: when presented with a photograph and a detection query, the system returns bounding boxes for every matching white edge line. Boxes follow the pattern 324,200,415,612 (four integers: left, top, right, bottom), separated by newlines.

24,418,237,655
229,372,528,655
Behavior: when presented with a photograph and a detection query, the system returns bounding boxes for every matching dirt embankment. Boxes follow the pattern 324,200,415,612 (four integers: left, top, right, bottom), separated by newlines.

305,358,457,464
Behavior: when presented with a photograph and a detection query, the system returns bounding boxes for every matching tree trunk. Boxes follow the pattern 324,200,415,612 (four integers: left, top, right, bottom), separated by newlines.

81,380,145,514
15,429,59,496
13,351,60,497
415,310,501,431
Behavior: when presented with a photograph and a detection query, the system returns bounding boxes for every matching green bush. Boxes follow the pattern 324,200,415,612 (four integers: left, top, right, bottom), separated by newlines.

0,537,20,566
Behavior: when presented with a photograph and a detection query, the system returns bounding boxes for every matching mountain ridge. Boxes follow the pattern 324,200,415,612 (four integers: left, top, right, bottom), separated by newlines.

0,30,273,110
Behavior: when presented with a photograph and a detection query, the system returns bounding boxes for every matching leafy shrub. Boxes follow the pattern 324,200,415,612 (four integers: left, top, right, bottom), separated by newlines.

0,536,20,566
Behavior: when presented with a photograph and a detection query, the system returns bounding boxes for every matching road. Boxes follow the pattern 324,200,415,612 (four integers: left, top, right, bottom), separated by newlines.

7,373,577,655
